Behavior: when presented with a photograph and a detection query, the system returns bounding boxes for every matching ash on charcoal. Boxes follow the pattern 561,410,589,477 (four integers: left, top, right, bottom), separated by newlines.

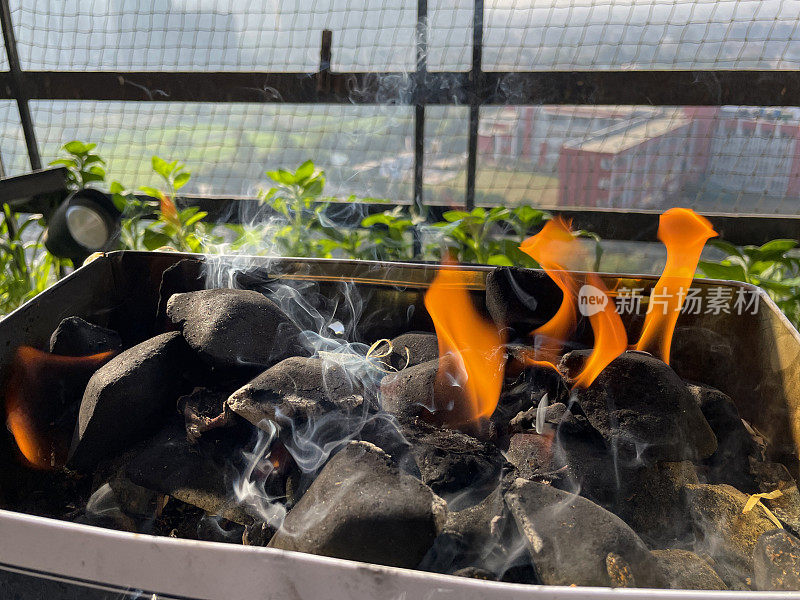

167,288,308,372
227,356,365,429
605,552,637,587
68,332,193,472
751,461,800,534
149,497,244,543
687,383,758,491
504,479,665,588
560,350,717,463
419,483,534,582
108,476,165,517
126,426,263,526
670,326,735,395
380,358,448,424
155,259,204,330
399,421,506,509
651,549,727,590
754,529,800,591
509,401,587,435
380,355,484,432
684,483,776,587
178,387,240,444
484,267,563,337
505,428,620,509
243,521,275,546
618,461,698,547
372,332,438,371
451,567,497,580
49,316,122,356
77,475,168,533
494,363,570,437
76,483,139,532
269,441,447,569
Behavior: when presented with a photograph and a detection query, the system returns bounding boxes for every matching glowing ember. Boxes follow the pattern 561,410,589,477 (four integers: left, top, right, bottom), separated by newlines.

424,265,506,425
5,345,114,469
635,208,718,363
520,217,627,388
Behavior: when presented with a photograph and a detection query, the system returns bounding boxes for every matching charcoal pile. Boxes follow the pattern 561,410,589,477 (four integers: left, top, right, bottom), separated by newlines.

2,267,799,593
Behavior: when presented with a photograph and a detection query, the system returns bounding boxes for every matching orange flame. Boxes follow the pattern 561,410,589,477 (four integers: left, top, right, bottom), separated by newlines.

635,208,717,363
519,218,579,367
520,217,627,388
572,273,629,388
424,265,507,425
5,346,114,469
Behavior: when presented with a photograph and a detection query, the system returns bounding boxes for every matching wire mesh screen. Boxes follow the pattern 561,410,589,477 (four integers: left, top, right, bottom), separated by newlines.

31,101,414,200
3,1,800,216
484,0,800,71
476,105,800,214
0,101,29,176
11,0,417,72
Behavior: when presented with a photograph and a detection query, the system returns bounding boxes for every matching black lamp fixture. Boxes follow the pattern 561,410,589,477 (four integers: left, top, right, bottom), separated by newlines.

0,167,121,263
43,188,121,262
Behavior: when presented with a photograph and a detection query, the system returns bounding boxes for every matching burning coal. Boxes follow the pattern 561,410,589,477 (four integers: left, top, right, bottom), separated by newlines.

424,264,506,428
518,217,626,388
1,206,796,593
5,346,114,468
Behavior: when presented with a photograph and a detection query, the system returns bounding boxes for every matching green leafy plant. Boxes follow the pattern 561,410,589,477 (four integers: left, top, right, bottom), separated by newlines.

432,206,550,266
360,206,421,262
699,239,800,327
433,207,516,265
0,205,64,315
259,160,330,258
49,141,107,190
138,156,217,253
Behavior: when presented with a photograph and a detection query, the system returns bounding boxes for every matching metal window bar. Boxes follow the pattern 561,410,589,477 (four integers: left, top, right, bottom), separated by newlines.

1,0,800,240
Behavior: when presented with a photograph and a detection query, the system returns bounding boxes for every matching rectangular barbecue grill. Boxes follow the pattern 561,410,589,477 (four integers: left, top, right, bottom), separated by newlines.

1,250,799,600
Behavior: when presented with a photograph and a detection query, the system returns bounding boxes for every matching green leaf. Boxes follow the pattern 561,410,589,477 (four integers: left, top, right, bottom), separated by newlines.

295,160,314,182
111,194,128,212
109,181,125,194
151,156,173,179
442,210,469,222
487,254,514,266
757,279,800,296
183,211,207,228
83,154,105,165
81,171,105,184
63,141,91,156
173,171,191,190
759,239,797,254
304,178,324,198
697,261,747,282
708,239,744,259
361,213,392,227
48,158,77,168
142,229,172,251
272,169,296,185
486,207,510,222
139,186,161,198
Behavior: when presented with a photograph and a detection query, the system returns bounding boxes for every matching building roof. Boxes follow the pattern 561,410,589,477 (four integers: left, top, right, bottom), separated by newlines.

570,117,690,154
542,105,665,120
